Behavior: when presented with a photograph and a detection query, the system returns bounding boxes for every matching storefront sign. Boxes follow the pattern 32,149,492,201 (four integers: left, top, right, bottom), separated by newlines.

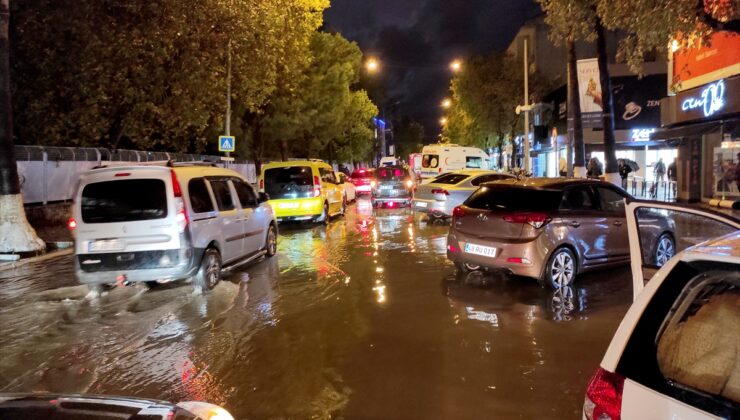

672,31,740,92
661,75,740,127
689,137,702,202
630,128,656,141
576,58,603,128
680,79,725,117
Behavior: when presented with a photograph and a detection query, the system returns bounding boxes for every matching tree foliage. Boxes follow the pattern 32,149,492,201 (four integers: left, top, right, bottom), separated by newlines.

393,118,425,160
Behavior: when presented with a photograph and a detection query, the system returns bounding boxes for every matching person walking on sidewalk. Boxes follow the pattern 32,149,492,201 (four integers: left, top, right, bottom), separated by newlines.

618,159,632,189
651,158,667,197
667,158,677,196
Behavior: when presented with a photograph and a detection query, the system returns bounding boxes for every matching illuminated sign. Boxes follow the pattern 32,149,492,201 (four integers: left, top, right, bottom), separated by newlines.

680,80,725,117
631,128,656,141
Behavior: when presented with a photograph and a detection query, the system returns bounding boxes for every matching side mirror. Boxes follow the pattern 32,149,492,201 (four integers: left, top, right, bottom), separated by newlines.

258,192,269,203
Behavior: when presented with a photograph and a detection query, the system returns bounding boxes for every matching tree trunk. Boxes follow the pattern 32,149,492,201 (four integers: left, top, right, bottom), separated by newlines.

567,39,586,178
280,139,288,161
0,0,44,253
595,18,620,186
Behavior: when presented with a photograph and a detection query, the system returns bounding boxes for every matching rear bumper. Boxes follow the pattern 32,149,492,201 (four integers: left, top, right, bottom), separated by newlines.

269,197,324,218
412,198,454,216
75,247,201,285
446,230,546,280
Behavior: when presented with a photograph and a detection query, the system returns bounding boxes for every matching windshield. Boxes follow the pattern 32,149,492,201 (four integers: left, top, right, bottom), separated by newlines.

264,166,314,199
422,154,439,168
81,179,167,223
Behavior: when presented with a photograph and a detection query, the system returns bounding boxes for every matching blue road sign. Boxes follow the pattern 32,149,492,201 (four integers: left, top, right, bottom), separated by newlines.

218,135,235,152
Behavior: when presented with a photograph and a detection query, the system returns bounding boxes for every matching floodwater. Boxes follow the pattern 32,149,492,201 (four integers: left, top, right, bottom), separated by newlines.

0,198,633,419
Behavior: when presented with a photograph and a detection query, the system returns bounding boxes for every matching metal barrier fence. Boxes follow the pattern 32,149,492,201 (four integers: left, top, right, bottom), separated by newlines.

15,145,257,204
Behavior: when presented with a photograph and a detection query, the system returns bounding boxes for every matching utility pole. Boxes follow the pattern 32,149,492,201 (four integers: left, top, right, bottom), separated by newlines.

224,39,232,160
523,37,530,173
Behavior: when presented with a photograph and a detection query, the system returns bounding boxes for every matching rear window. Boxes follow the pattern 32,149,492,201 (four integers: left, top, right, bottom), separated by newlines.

432,173,470,185
422,154,439,168
81,179,167,223
376,167,406,180
464,186,562,212
264,166,313,200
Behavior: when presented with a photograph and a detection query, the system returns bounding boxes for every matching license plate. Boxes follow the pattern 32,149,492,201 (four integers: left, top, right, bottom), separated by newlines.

415,201,428,208
464,243,497,257
380,185,393,190
279,202,299,209
88,239,124,252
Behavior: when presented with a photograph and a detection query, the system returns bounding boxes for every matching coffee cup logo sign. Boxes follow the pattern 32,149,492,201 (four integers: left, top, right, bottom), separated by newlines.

681,80,725,117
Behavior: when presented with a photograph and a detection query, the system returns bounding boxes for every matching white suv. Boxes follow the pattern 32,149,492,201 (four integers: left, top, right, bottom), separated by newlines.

71,162,277,293
583,200,739,420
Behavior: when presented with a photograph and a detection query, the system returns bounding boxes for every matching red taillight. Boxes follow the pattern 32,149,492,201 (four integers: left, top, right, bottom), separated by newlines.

506,257,531,264
583,368,624,420
502,212,551,229
431,189,449,195
387,201,396,208
447,244,459,252
67,218,77,230
452,206,466,221
259,179,264,191
114,172,131,177
313,175,321,197
170,170,182,197
438,168,442,173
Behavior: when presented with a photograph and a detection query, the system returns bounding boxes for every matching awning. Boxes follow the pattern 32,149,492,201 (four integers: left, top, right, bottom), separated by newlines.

651,118,739,141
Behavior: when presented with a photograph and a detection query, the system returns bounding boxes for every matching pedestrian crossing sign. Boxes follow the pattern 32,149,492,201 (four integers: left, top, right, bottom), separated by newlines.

218,135,235,152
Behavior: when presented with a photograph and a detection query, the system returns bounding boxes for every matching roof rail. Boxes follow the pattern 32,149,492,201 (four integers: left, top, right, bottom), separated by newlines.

166,160,219,167
92,160,170,169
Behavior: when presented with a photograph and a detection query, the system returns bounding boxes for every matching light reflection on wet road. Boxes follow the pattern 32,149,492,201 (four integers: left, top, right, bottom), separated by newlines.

0,198,632,418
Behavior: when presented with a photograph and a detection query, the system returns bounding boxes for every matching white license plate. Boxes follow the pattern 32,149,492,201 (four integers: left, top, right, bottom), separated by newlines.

279,202,299,209
464,243,497,257
380,185,393,190
415,201,428,208
88,239,124,252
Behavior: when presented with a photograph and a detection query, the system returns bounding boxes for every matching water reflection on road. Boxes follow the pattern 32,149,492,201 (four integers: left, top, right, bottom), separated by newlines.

0,198,633,418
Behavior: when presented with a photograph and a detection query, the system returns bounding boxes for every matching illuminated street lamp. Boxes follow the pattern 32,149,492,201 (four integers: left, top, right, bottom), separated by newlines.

450,59,462,73
366,57,380,73
441,98,452,109
439,117,448,125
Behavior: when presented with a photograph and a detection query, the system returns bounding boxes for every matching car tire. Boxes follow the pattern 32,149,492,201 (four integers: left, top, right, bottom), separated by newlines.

542,247,576,289
264,224,277,257
316,202,329,225
341,197,347,216
654,233,675,267
194,248,221,292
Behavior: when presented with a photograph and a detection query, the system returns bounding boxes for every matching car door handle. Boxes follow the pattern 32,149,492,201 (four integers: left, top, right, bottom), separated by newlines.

613,220,623,227
568,221,581,227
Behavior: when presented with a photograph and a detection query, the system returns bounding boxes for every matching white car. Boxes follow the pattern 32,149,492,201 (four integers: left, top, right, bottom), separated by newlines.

337,172,356,203
412,169,513,218
583,200,740,420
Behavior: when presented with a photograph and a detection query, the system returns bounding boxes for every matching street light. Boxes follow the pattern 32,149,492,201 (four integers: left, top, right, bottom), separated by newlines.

366,57,380,73
450,59,462,73
439,117,448,125
441,98,452,109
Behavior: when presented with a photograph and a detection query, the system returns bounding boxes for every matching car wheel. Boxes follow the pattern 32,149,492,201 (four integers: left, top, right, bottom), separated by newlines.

454,261,480,273
543,247,576,289
654,233,675,266
316,202,329,225
264,224,277,257
341,197,347,216
194,248,221,292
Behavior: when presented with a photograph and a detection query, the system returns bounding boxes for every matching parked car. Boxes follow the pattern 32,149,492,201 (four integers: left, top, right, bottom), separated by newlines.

350,168,375,195
420,143,490,179
371,165,415,208
413,170,514,218
70,162,277,294
583,200,740,420
337,172,356,203
259,159,345,224
0,393,234,419
447,178,675,288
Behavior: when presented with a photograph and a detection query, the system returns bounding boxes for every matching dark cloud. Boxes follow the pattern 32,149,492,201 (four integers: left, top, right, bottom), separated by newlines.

325,0,540,140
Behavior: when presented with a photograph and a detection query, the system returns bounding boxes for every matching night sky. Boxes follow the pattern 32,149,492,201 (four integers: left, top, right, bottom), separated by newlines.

324,0,540,140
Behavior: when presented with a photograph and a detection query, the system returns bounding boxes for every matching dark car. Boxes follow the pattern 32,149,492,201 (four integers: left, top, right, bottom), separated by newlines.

446,178,675,288
371,165,415,208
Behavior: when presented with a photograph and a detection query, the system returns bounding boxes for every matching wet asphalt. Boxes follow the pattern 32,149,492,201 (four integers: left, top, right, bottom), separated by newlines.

0,198,633,419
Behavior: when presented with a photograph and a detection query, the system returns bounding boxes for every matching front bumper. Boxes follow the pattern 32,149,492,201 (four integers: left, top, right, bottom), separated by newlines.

446,230,546,280
75,247,201,285
269,197,324,219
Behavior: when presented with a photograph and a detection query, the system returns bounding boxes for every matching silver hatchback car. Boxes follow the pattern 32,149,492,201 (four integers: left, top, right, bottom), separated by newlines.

413,170,514,218
71,162,278,293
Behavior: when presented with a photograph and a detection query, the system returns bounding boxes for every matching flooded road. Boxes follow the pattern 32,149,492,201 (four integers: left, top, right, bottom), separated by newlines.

0,198,633,419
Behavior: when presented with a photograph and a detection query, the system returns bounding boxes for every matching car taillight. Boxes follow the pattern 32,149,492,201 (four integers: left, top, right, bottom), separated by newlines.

583,368,624,420
259,178,264,191
431,189,449,195
502,212,551,229
452,206,466,223
67,217,77,230
171,170,188,233
313,175,321,197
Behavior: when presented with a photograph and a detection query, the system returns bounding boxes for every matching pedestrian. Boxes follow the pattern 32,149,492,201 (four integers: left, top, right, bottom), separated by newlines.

587,157,603,179
618,159,632,188
654,158,666,182
667,158,677,196
559,156,567,177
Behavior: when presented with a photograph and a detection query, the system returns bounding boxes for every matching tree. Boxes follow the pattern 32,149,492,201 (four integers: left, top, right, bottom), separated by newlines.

0,0,44,252
538,0,619,184
393,118,425,161
596,0,739,74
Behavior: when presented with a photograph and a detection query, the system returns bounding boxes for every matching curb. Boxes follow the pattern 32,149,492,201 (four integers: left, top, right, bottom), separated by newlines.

0,248,74,272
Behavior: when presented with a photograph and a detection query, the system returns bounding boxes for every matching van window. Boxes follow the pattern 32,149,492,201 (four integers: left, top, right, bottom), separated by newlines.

209,179,235,211
233,179,257,208
465,186,562,212
422,154,439,168
188,178,214,213
264,166,313,199
81,179,167,223
466,156,483,168
319,167,336,183
432,173,470,185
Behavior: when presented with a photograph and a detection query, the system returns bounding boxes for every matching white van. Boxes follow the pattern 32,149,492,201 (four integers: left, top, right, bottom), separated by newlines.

71,163,277,294
420,144,490,179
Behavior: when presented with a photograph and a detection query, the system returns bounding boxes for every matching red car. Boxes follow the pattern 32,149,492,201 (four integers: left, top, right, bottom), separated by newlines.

350,168,375,195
